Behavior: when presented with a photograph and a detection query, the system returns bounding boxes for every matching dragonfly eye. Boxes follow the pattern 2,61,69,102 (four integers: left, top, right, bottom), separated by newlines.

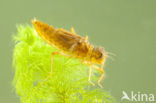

98,52,103,58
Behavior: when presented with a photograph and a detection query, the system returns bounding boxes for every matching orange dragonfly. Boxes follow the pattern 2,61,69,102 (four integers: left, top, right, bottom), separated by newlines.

32,18,109,88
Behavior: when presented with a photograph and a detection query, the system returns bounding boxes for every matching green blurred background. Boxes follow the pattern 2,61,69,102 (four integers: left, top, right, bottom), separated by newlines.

0,0,156,103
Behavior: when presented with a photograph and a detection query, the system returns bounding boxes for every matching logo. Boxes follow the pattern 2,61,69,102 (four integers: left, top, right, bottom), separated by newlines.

121,91,155,102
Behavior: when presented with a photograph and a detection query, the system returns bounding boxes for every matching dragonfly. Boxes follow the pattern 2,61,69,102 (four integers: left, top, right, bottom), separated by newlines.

32,18,109,88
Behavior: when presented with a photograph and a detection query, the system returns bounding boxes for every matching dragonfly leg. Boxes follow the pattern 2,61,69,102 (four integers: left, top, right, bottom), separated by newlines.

88,66,95,86
27,51,60,99
92,64,105,88
84,35,88,42
39,52,60,86
70,27,76,34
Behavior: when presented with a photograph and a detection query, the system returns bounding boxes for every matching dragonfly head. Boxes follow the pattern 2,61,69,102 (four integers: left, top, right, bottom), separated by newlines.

90,46,107,64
